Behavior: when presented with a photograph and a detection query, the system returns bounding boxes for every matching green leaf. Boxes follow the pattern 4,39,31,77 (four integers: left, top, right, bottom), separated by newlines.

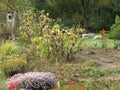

115,15,120,24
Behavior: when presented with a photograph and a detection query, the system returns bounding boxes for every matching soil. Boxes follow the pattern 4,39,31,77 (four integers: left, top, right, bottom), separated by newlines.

76,49,120,69
75,49,120,81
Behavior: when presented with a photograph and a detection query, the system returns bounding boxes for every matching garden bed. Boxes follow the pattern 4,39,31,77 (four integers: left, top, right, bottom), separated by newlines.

1,48,120,90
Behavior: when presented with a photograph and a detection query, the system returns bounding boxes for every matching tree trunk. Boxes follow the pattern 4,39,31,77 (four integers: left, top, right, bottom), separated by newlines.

80,0,89,29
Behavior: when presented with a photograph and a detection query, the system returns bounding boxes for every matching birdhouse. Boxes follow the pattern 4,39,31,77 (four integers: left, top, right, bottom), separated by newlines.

6,11,16,30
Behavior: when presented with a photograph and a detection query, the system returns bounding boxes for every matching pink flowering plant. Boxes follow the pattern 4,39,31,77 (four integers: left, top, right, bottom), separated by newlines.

7,82,19,90
6,72,57,90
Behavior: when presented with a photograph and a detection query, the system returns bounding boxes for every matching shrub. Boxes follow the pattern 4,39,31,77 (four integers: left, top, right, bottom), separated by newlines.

19,10,79,63
0,41,22,60
109,15,120,40
114,41,120,49
2,54,27,77
19,9,53,43
31,28,79,62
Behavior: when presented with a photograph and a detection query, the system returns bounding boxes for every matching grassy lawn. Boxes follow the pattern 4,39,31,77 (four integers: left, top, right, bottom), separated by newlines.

79,38,114,49
0,69,7,90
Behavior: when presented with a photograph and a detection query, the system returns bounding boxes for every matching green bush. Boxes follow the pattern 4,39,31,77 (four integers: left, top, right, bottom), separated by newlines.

110,15,120,40
114,41,120,49
19,10,79,63
0,41,22,60
2,54,27,77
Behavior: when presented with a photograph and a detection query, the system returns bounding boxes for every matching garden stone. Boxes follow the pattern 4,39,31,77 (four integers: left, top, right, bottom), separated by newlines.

82,33,95,38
